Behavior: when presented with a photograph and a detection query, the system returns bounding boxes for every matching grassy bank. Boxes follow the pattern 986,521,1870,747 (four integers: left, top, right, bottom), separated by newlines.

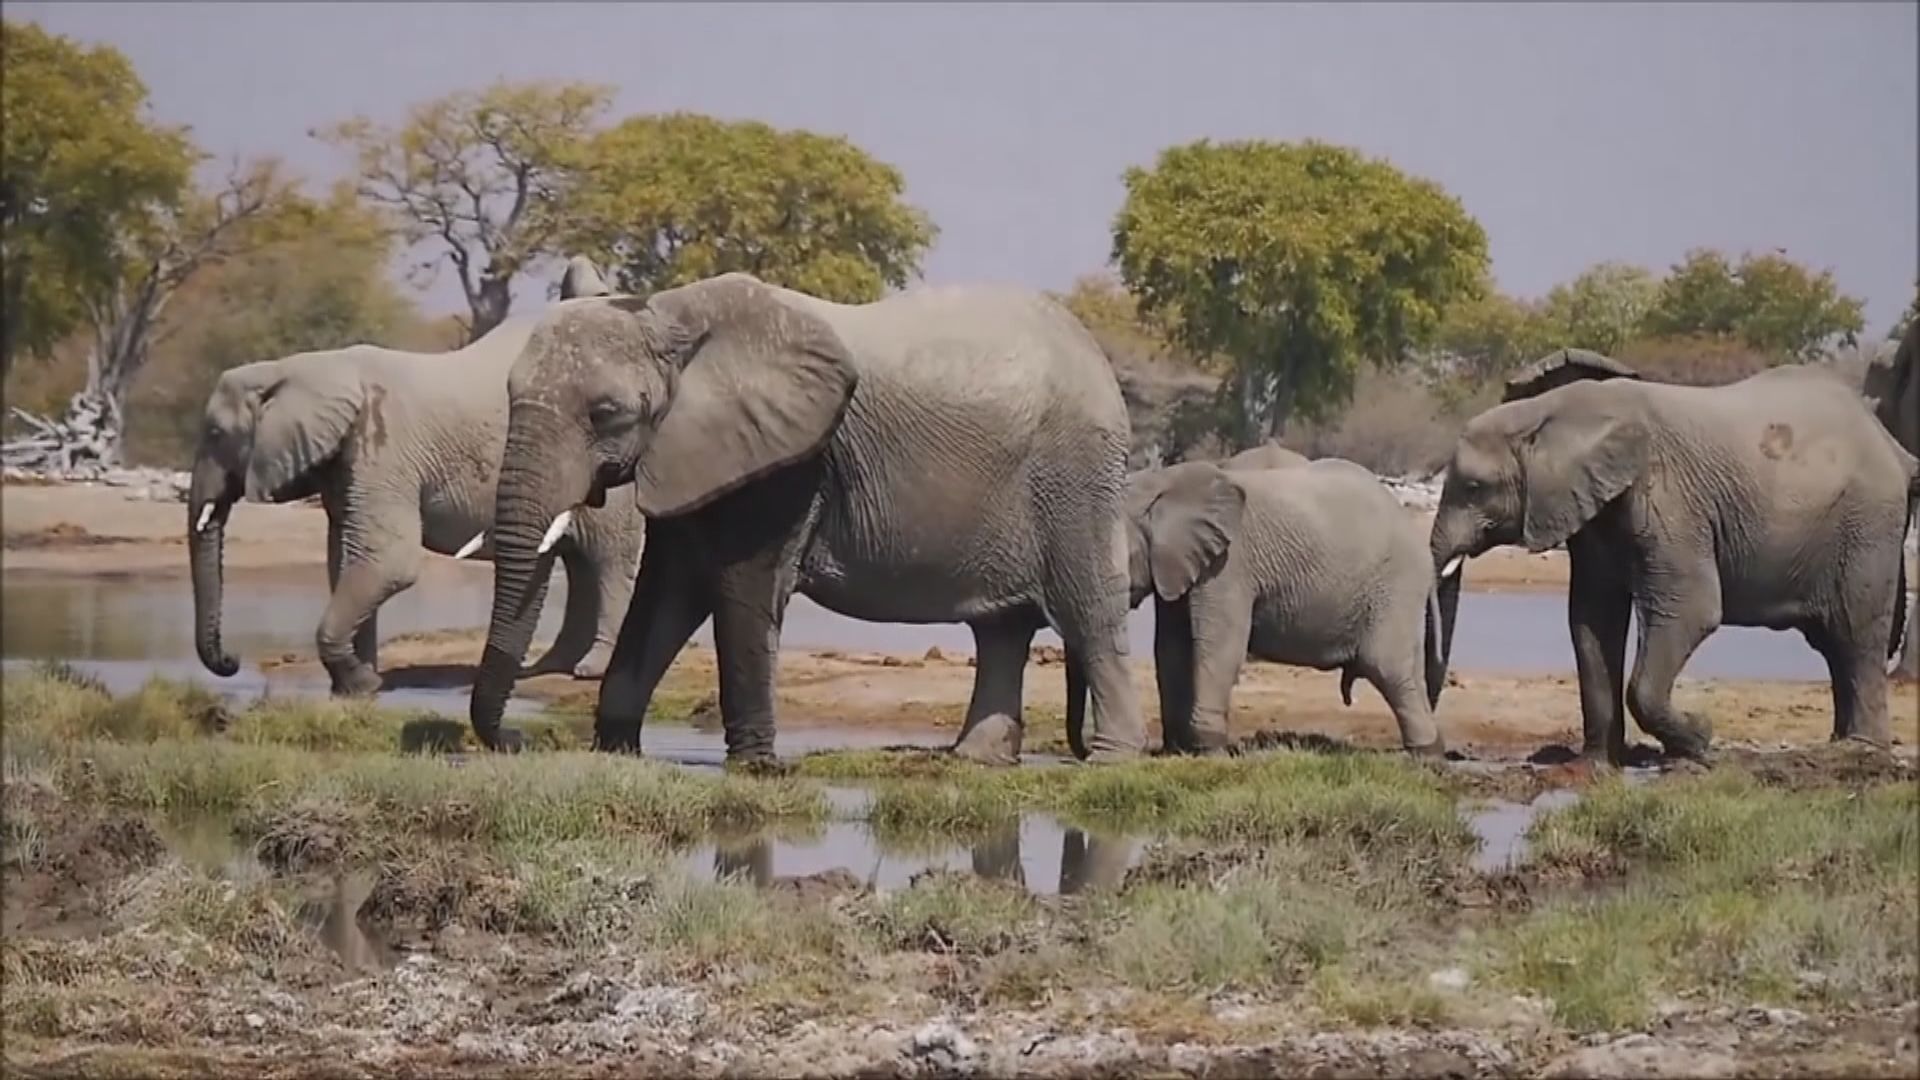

3,668,1916,1072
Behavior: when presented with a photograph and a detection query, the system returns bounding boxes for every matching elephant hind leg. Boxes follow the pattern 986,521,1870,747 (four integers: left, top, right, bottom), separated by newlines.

1803,613,1893,749
1355,644,1444,755
952,616,1037,766
596,529,711,753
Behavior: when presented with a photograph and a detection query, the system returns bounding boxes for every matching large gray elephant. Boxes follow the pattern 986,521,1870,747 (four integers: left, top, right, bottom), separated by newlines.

188,259,646,695
465,272,1146,764
1429,351,1919,763
1066,456,1447,757
1863,320,1918,680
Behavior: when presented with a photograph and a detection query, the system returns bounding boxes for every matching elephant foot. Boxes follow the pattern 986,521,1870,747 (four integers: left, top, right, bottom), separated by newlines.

1404,737,1449,760
724,754,790,778
326,662,383,698
1086,744,1145,764
479,727,527,754
1648,712,1713,762
1831,730,1894,753
951,714,1023,767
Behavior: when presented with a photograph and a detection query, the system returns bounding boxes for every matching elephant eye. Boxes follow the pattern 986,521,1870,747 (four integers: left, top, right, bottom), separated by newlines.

589,399,636,432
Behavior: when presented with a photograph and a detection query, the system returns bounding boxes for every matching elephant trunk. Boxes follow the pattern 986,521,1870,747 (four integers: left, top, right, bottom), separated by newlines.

1427,512,1472,710
188,454,241,677
470,415,586,749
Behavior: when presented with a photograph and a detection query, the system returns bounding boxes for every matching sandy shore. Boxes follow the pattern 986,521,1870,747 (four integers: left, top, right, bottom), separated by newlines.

2,480,1575,590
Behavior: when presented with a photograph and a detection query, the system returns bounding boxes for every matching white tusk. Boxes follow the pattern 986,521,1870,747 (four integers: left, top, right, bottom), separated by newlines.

537,510,574,555
453,532,486,560
1441,555,1465,579
196,504,215,534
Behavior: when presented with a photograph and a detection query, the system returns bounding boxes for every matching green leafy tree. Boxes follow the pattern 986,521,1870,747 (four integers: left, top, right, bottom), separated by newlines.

562,112,937,303
1430,276,1554,385
1111,138,1490,446
317,79,613,342
1052,272,1202,372
1641,248,1865,361
0,19,196,372
1537,261,1660,355
1886,282,1917,342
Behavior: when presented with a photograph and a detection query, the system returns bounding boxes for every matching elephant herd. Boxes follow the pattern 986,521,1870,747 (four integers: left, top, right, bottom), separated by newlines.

187,259,1920,768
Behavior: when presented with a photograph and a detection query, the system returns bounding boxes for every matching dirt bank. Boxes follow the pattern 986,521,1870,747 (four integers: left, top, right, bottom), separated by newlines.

3,480,1581,592
256,628,1920,760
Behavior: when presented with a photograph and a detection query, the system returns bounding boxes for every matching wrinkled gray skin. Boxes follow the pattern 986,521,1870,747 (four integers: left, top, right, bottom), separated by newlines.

1862,320,1918,680
1430,357,1919,764
1068,457,1446,756
188,259,645,696
468,272,1144,765
1221,441,1311,471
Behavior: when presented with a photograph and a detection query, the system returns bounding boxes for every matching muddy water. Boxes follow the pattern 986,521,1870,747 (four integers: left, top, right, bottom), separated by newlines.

1,572,1836,685
1462,788,1583,873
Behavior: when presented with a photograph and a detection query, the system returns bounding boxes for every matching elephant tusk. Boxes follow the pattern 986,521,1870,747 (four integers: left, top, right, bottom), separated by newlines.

1441,555,1465,579
537,510,574,555
196,504,215,534
453,532,486,560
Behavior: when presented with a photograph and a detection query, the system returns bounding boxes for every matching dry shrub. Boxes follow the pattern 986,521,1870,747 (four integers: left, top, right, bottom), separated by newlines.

1283,365,1479,477
1614,334,1777,387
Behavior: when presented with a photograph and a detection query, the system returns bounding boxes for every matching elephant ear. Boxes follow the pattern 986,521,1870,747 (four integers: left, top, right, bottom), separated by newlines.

244,359,364,501
1516,395,1649,552
1503,348,1640,404
1145,464,1247,601
616,274,858,518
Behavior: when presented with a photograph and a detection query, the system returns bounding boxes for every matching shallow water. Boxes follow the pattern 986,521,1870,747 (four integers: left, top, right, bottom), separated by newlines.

1462,788,1584,873
2,572,1835,685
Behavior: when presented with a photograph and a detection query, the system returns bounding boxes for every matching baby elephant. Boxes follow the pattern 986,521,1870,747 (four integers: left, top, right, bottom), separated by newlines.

1070,455,1447,757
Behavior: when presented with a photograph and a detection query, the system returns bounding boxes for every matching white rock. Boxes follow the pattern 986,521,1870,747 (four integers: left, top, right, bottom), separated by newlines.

244,1012,266,1030
1427,966,1472,991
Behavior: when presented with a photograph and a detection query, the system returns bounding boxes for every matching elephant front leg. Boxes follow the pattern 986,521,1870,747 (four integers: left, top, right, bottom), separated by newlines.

1179,584,1252,755
594,530,711,753
323,496,381,673
1567,543,1632,766
1151,597,1198,755
525,544,602,678
952,617,1037,766
1623,570,1720,762
317,553,419,698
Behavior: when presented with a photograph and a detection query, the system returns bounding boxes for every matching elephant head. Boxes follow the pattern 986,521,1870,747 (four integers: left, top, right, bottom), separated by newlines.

468,273,858,748
1428,381,1649,682
189,355,368,678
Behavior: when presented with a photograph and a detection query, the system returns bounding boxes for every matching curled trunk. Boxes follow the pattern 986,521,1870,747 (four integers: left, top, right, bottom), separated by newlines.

188,456,240,677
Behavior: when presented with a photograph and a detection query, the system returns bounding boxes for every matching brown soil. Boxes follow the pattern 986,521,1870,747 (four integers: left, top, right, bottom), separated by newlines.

258,627,1920,764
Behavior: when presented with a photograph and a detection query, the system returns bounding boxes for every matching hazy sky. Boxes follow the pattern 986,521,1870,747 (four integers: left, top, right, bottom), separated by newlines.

15,2,1919,331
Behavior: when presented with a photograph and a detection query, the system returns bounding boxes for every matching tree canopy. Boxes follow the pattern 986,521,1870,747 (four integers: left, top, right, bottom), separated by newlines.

1640,248,1865,362
562,112,937,303
1110,138,1490,443
0,19,197,371
317,79,614,342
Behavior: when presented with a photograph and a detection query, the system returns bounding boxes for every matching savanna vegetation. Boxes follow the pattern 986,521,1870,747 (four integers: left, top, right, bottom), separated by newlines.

4,664,1914,1073
5,16,1904,477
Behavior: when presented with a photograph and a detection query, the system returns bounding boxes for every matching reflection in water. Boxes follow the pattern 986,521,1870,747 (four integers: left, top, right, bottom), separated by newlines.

3,572,1837,682
302,869,393,974
1464,788,1583,873
703,815,1138,896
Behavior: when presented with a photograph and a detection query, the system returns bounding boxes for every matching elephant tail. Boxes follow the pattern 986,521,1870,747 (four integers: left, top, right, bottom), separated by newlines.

1891,480,1917,669
1065,647,1090,761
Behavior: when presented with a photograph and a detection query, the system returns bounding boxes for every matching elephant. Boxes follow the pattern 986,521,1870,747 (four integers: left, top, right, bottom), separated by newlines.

465,272,1146,765
1862,321,1918,680
1066,456,1447,757
188,257,646,696
1220,441,1311,471
1429,350,1919,764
